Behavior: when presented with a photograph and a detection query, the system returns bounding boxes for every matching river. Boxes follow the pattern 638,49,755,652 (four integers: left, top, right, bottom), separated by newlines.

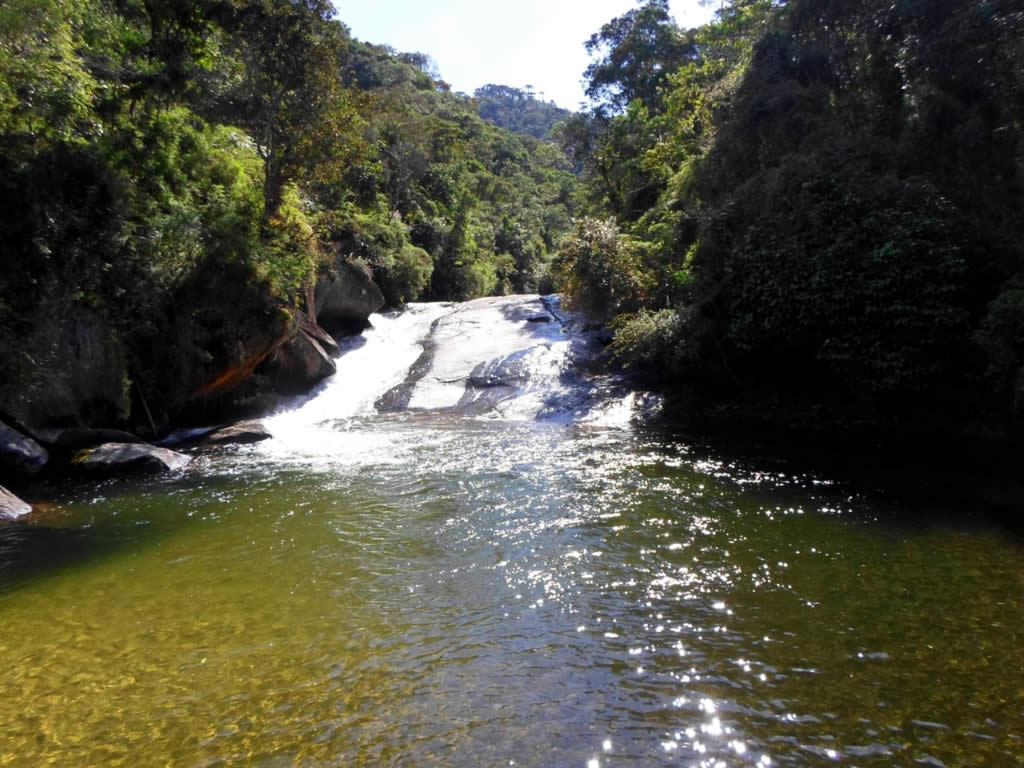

0,296,1021,766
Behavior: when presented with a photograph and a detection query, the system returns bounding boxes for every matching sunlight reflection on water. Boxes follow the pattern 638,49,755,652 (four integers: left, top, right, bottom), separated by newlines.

1,304,1023,765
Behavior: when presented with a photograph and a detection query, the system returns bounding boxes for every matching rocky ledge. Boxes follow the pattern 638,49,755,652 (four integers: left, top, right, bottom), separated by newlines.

72,443,191,477
0,486,31,520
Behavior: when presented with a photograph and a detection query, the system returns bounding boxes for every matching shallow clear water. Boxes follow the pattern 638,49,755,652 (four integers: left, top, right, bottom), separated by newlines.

1,304,1022,767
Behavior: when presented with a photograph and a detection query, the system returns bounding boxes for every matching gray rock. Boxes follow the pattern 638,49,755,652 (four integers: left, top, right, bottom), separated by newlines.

203,420,272,446
299,315,341,358
0,486,31,520
315,260,385,331
0,420,49,476
72,443,190,476
269,328,337,394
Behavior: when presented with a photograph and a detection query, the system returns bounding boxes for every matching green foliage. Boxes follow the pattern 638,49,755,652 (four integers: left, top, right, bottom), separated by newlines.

0,0,99,146
609,308,687,371
584,0,693,113
565,0,1024,429
219,0,368,219
555,218,652,321
113,108,266,291
474,84,571,139
256,186,318,300
724,171,969,392
977,286,1024,414
333,51,579,302
389,243,434,304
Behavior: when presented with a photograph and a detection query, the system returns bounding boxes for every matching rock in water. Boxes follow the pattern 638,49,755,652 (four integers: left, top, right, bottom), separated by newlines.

203,421,272,446
0,486,32,519
0,420,49,476
73,443,191,476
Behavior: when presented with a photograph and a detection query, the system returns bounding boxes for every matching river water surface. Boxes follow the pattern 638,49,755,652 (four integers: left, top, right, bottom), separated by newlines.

1,298,1022,766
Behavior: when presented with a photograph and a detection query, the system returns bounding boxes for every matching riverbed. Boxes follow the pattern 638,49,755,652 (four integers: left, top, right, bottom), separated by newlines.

1,297,1021,766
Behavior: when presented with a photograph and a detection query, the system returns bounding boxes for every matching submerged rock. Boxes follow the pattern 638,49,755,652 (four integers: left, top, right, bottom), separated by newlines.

202,420,272,446
72,443,190,476
0,420,49,476
0,486,32,520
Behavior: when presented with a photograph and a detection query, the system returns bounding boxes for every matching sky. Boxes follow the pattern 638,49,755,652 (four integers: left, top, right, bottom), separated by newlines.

332,1,716,111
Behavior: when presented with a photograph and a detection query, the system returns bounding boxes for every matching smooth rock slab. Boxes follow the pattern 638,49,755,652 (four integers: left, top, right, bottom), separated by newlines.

73,443,191,476
0,486,32,520
0,420,49,476
202,421,272,446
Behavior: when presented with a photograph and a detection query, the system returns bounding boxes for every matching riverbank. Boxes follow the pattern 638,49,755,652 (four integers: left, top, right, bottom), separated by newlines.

652,386,1024,527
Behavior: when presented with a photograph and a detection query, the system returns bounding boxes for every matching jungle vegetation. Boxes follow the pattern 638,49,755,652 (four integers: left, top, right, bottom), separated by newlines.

0,0,578,424
557,0,1024,436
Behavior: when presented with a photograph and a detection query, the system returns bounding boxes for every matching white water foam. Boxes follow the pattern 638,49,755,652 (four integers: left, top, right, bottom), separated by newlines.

262,303,452,450
259,296,658,463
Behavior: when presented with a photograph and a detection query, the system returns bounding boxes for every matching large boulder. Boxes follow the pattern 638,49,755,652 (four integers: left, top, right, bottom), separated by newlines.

202,420,272,446
267,327,336,394
166,259,293,408
0,486,32,520
0,420,49,476
72,443,191,476
314,260,385,333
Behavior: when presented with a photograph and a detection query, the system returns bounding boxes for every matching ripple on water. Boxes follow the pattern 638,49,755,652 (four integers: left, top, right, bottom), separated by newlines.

0,417,1022,766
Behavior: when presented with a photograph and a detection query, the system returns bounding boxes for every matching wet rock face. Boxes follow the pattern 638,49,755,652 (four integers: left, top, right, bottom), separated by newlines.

72,443,191,477
0,421,49,477
0,486,31,520
375,294,660,425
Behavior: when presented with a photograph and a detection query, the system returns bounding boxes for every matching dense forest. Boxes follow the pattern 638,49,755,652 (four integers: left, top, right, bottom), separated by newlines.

556,0,1023,442
0,0,578,430
474,84,571,140
2,0,1022,447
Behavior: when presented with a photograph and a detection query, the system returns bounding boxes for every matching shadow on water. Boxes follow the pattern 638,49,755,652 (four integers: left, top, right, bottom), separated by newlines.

659,422,1024,538
0,471,220,597
0,522,114,594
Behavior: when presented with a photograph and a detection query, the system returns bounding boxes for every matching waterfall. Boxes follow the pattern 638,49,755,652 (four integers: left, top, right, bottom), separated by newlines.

263,295,660,452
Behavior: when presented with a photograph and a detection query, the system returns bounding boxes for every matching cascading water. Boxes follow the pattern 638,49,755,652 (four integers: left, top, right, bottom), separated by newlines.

264,294,658,461
1,295,1021,767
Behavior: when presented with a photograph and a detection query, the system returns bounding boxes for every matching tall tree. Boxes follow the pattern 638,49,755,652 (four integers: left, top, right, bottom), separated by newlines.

225,0,365,220
584,0,693,113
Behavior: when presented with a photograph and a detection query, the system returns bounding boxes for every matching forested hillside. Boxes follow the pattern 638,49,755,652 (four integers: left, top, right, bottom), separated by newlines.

474,84,571,139
558,0,1024,438
0,0,578,429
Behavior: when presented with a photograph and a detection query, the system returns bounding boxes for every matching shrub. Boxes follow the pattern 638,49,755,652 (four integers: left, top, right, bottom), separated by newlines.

555,218,653,321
